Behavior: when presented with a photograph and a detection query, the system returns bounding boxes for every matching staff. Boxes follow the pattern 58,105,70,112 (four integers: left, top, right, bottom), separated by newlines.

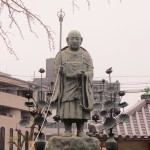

57,9,65,135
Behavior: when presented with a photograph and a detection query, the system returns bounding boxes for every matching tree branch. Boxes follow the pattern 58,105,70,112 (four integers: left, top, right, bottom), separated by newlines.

29,123,36,141
0,24,19,60
0,0,55,59
86,0,91,11
71,0,91,13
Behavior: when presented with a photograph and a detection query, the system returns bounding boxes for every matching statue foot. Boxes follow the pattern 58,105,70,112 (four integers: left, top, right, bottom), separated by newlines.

63,132,72,137
77,131,88,137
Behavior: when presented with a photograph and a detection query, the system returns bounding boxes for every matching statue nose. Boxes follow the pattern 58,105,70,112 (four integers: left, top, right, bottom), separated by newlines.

72,39,77,42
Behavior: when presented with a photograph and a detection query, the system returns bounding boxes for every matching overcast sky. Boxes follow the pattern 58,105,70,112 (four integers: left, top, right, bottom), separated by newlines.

0,0,150,109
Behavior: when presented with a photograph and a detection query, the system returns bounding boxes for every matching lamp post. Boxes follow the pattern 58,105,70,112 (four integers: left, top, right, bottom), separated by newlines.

19,68,53,150
92,68,129,150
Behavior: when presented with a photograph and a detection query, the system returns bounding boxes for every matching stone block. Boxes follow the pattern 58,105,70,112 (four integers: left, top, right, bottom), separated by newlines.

48,136,100,150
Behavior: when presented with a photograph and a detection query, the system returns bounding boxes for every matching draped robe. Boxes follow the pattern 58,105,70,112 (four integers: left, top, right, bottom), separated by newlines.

52,47,94,121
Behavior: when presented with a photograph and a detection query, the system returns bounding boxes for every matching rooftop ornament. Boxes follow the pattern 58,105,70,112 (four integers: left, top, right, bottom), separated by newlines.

92,67,129,150
141,87,150,99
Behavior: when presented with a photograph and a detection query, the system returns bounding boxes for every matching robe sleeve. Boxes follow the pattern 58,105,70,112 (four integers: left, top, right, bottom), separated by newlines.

83,51,94,84
83,51,94,110
51,51,62,102
54,51,62,75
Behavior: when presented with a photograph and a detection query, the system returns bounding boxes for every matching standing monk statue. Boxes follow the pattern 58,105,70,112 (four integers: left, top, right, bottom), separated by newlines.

52,30,94,137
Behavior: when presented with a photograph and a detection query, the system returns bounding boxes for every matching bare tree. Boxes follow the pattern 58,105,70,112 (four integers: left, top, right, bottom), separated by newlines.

0,0,92,60
72,0,91,12
0,0,55,60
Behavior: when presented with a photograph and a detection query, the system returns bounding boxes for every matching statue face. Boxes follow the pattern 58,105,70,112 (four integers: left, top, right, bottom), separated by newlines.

66,31,82,51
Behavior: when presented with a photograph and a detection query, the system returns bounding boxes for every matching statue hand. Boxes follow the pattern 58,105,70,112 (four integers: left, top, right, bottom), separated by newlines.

77,70,85,78
59,66,63,75
50,101,57,109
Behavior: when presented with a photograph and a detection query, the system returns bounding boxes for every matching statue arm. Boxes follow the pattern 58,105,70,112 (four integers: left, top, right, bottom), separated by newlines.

84,52,94,83
54,51,62,75
76,51,93,83
84,52,94,110
51,51,63,103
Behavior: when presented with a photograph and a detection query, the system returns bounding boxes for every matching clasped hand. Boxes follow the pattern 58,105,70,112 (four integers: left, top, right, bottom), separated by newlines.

76,70,85,78
50,101,57,109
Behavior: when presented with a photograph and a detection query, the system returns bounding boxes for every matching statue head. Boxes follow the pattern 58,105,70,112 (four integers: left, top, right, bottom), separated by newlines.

66,30,83,51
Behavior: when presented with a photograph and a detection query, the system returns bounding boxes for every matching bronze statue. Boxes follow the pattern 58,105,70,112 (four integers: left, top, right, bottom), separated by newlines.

52,30,94,137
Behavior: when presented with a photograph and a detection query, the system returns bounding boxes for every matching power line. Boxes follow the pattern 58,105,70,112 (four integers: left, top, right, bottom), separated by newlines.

8,73,150,79
1,74,150,90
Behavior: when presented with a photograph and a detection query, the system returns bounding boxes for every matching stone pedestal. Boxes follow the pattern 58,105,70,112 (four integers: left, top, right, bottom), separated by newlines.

48,136,100,150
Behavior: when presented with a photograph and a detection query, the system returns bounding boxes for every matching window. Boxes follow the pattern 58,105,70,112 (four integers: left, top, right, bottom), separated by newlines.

93,87,98,92
17,130,21,150
9,128,13,150
25,131,29,150
0,127,5,150
0,106,10,116
38,91,45,101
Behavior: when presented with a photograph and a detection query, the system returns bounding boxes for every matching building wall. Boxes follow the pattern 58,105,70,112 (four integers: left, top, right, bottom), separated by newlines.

118,141,149,150
0,92,28,111
0,76,35,150
0,115,29,150
99,140,149,150
46,58,55,80
33,58,55,87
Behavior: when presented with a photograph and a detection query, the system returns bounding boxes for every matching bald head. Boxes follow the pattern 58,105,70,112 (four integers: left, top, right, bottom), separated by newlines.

67,30,82,38
66,30,83,51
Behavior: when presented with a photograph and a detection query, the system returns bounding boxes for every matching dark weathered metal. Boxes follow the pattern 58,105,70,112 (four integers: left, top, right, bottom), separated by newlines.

34,133,46,150
24,101,34,107
105,133,117,150
91,67,129,150
141,87,150,99
19,119,30,127
20,68,53,150
119,114,129,122
92,114,99,122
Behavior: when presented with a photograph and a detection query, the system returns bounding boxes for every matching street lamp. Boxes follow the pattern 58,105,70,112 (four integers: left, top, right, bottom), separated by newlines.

93,67,129,150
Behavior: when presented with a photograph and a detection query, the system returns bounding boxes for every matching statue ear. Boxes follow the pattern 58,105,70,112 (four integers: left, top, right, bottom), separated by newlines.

66,37,69,44
81,37,83,44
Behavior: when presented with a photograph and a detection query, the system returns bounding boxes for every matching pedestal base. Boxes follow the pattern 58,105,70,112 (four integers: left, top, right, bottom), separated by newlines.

48,136,100,150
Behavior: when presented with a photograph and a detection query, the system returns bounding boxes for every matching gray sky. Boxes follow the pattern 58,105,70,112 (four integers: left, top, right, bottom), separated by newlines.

0,0,150,109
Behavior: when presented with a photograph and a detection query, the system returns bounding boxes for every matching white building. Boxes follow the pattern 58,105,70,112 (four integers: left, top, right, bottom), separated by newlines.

0,72,54,150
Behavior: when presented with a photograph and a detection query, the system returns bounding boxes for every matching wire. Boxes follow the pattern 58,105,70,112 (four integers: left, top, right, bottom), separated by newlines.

5,73,150,79
1,83,149,93
2,73,150,87
94,75,150,79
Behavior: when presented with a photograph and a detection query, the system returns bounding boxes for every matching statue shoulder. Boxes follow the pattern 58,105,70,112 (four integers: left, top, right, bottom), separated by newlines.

61,46,69,51
55,47,68,58
80,46,89,52
55,47,68,65
81,48,92,59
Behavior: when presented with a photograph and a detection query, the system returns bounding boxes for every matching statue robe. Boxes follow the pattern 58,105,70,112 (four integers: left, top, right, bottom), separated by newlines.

52,47,94,121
